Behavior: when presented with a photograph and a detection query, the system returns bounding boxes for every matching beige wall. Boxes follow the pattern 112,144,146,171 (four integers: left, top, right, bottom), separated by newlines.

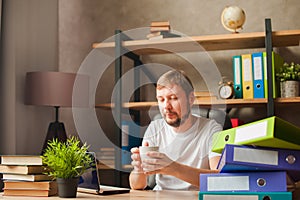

0,0,58,154
1,0,300,154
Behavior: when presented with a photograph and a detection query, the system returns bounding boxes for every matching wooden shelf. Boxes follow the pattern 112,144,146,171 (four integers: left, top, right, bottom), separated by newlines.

275,97,300,105
93,30,300,55
95,97,300,110
95,98,268,110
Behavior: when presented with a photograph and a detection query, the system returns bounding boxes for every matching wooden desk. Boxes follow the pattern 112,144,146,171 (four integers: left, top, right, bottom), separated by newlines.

0,190,199,199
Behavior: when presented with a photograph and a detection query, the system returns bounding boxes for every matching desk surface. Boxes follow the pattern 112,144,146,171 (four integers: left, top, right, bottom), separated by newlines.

0,190,199,199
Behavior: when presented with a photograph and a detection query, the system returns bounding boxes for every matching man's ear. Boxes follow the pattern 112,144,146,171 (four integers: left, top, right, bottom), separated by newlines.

189,92,195,105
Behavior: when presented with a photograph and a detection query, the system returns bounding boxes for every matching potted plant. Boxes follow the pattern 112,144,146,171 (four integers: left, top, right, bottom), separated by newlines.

276,62,300,97
41,136,93,198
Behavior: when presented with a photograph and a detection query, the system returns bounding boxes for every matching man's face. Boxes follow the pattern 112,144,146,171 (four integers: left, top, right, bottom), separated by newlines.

156,84,191,127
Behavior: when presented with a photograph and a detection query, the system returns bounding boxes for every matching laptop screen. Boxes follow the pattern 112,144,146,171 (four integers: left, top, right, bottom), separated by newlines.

78,152,100,192
77,152,130,195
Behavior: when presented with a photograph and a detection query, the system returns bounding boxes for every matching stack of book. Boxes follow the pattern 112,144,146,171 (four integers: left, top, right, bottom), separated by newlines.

96,148,115,169
232,51,284,99
199,116,300,199
0,155,57,197
147,21,180,40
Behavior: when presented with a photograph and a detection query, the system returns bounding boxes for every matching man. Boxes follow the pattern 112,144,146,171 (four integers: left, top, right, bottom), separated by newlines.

129,70,222,190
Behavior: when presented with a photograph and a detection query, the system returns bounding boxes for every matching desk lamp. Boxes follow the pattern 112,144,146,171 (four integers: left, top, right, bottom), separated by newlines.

25,71,79,154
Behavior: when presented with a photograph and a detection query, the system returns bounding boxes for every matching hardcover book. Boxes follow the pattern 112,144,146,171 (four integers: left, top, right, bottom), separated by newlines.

2,174,52,182
3,188,57,197
1,155,43,166
0,165,45,174
4,180,56,190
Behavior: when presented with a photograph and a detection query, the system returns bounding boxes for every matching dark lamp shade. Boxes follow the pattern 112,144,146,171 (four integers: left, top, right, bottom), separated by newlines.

25,71,89,107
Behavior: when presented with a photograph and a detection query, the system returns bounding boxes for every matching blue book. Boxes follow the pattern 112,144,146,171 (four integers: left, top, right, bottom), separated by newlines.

217,144,300,181
252,52,265,98
200,171,287,192
199,191,292,200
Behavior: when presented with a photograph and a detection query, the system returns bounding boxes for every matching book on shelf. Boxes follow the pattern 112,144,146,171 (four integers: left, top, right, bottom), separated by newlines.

0,164,45,174
96,155,115,160
232,55,243,99
252,52,265,98
147,31,181,40
150,26,171,32
233,51,284,100
150,20,170,32
121,120,141,166
241,54,254,99
98,147,115,153
147,20,181,40
150,21,170,27
1,155,43,165
97,162,114,169
4,180,57,190
3,188,57,197
263,51,284,98
96,148,115,169
2,173,52,182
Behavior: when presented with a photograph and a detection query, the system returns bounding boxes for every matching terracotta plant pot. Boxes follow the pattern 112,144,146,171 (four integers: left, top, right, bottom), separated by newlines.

56,177,79,198
280,81,300,97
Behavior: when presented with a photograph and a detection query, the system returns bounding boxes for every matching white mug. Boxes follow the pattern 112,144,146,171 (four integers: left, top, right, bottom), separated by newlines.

139,146,159,162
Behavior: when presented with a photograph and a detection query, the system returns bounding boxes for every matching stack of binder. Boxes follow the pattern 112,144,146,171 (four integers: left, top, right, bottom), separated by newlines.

232,51,284,99
199,116,300,200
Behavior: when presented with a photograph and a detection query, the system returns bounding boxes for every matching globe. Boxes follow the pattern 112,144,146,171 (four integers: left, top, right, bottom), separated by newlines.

221,6,246,33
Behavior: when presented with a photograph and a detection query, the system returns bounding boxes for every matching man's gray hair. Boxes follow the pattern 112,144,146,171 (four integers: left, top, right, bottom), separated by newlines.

157,70,194,97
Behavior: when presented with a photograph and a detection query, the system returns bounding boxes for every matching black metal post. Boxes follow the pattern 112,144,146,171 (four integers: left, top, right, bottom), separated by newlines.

114,30,122,186
265,18,275,116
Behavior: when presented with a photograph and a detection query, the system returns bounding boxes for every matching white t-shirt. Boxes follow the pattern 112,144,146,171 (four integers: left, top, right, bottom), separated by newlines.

142,115,222,190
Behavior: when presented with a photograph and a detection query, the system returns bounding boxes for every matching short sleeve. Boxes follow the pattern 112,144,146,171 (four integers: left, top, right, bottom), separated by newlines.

208,120,222,159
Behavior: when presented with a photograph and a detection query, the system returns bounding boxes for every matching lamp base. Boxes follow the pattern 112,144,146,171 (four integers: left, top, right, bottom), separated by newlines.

41,121,68,154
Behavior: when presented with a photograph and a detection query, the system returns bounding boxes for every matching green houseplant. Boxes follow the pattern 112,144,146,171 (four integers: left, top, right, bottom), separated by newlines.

41,136,93,198
276,62,300,97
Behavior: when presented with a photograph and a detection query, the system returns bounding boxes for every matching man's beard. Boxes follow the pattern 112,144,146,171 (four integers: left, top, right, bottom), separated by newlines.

163,108,191,128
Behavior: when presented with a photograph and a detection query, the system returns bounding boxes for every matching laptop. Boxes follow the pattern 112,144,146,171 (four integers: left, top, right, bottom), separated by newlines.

77,152,130,195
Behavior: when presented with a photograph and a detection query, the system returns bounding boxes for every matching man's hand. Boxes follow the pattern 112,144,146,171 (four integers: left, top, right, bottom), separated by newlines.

130,147,144,173
130,141,150,173
141,151,175,175
130,142,151,190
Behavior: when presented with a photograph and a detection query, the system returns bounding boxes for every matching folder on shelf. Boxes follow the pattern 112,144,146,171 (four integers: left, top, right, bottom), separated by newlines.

121,120,141,166
200,171,287,192
263,52,284,98
252,52,265,98
212,116,300,153
198,191,292,200
232,55,243,98
217,144,300,181
241,54,254,99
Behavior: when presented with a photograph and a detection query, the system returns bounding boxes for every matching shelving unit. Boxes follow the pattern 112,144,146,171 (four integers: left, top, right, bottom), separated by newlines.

94,26,300,111
93,19,300,186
